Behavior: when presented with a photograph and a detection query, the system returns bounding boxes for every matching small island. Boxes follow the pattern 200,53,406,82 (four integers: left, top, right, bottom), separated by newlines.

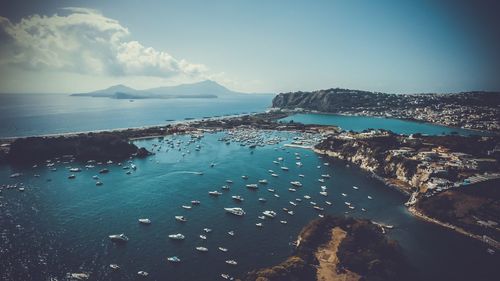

242,216,415,281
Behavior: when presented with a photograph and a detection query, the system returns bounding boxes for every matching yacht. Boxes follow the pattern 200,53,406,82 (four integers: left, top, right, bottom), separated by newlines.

92,175,99,180
274,194,280,198
320,191,328,196
175,216,187,222
231,195,244,202
245,184,258,189
227,231,235,236
196,246,208,252
353,186,359,190
348,205,355,210
219,247,228,252
304,195,311,199
287,210,294,215
109,233,129,242
168,233,185,240
295,198,302,202
199,234,207,240
167,256,181,263
268,169,275,173
310,201,317,205
109,264,120,270
361,208,367,212
138,218,151,224
290,181,302,187
224,207,246,216
267,188,275,193
296,162,302,166
225,260,238,265
273,160,279,164
182,205,192,209
258,179,268,184
367,196,373,200
209,191,222,196
262,210,277,218
271,173,279,177
280,166,289,171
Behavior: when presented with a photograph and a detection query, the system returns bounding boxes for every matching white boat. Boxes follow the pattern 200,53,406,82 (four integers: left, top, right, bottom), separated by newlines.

138,218,151,224
287,210,294,215
232,195,245,202
226,180,233,184
348,205,355,210
175,216,187,222
298,174,305,178
209,191,222,196
321,174,331,178
280,220,288,224
224,207,246,216
68,174,76,179
341,193,347,197
218,247,228,252
69,168,81,172
325,201,332,205
361,208,366,212
95,181,103,186
268,169,275,173
274,194,280,198
367,196,373,200
314,206,324,211
241,175,248,179
92,175,99,180
353,186,359,190
255,223,263,227
289,201,297,206
273,160,279,164
182,205,192,209
320,191,328,196
296,162,302,166
200,234,207,240
295,198,302,202
109,264,120,270
225,260,238,265
137,271,149,276
203,228,212,233
168,233,185,240
304,195,311,199
267,188,275,193
221,273,234,280
227,230,235,236
271,173,279,177
262,210,277,218
109,233,129,242
258,215,266,220
221,185,230,190
290,181,302,187
245,184,258,189
67,273,90,280
196,246,208,252
167,256,181,263
288,188,297,192
258,198,267,202
191,200,201,205
280,166,289,171
318,179,325,183
258,179,268,184
344,202,351,206
310,201,317,205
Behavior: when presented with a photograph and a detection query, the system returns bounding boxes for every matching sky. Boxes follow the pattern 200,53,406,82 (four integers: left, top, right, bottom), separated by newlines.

0,0,499,94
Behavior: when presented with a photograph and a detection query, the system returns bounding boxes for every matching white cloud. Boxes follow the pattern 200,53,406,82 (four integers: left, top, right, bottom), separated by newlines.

0,8,208,78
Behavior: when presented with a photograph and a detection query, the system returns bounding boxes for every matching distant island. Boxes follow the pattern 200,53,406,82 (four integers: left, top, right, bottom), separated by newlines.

241,216,416,281
71,80,269,99
272,88,500,132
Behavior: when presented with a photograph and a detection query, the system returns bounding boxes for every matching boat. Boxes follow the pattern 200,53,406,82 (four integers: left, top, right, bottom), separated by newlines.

287,210,294,215
325,201,332,205
304,195,311,199
109,264,120,270
267,188,275,193
219,247,229,252
224,207,246,216
262,210,277,218
18,187,25,192
167,256,181,262
209,191,222,196
99,168,109,174
137,271,148,276
310,201,317,205
258,198,267,202
295,198,302,202
296,162,302,166
203,228,212,233
290,181,302,187
226,180,233,184
196,246,208,252
255,223,263,227
227,231,235,236
268,169,275,173
280,166,289,171
258,179,268,184
191,200,201,205
341,193,347,197
274,194,280,198
289,201,297,206
168,233,185,240
314,206,324,211
245,184,258,189
288,188,297,192
298,174,305,178
241,175,248,179
68,174,76,179
344,202,351,206
367,196,373,200
138,218,151,224
199,234,207,240
109,233,129,242
361,208,366,212
231,195,244,202
258,215,266,220
92,175,99,180
320,191,327,196
318,179,325,183
95,181,103,186
67,273,90,280
348,205,355,210
221,185,230,190
175,216,187,222
221,273,234,280
321,174,331,178
273,160,279,164
225,260,238,265
69,168,81,172
353,186,359,190
271,173,279,177
318,214,324,218
182,205,192,209
280,220,287,224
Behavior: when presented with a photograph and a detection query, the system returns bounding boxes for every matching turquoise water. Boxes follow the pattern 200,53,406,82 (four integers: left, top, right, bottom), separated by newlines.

280,113,489,136
0,94,273,138
1,132,498,280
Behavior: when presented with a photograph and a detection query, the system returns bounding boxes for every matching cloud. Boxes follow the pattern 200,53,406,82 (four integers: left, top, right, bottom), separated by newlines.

0,8,208,78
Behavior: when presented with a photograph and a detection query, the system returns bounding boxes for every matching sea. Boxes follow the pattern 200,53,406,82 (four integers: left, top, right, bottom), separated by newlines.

0,94,498,281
